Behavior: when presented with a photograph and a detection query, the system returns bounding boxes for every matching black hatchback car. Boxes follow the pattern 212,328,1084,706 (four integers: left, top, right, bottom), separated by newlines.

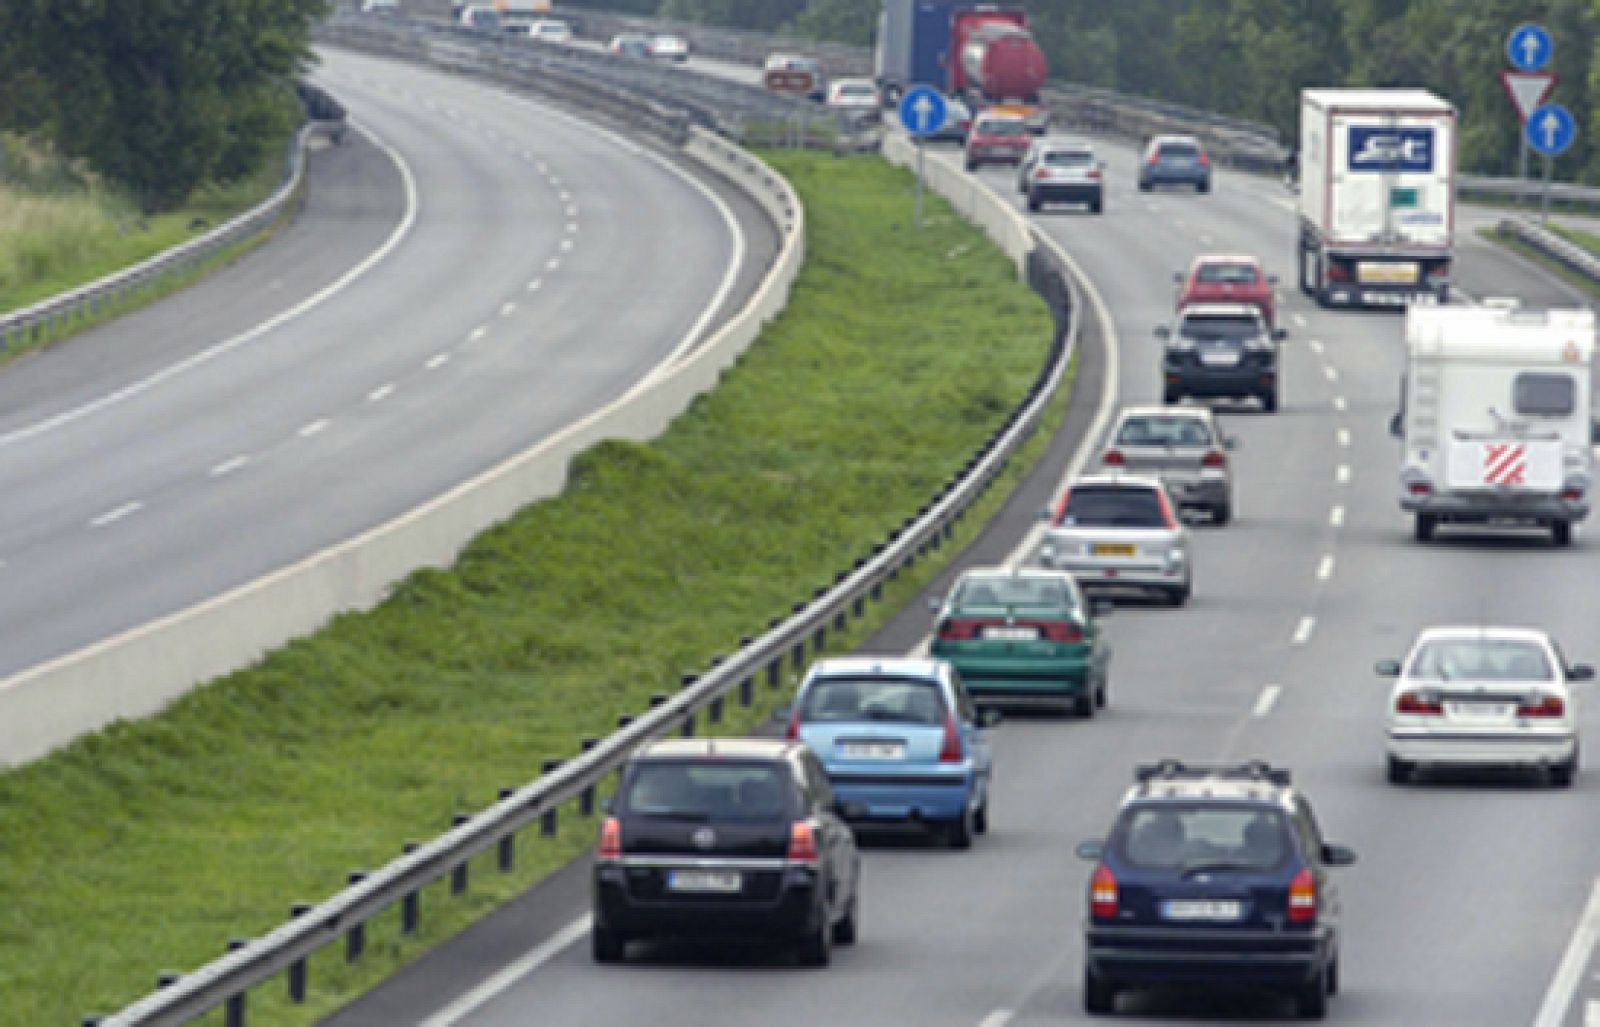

1158,302,1287,412
592,737,861,966
1075,760,1356,1018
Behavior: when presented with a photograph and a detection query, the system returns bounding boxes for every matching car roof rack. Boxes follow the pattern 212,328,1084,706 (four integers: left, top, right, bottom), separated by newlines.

1134,758,1291,787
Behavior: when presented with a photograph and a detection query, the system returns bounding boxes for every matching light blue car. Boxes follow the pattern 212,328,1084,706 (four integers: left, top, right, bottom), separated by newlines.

787,656,998,849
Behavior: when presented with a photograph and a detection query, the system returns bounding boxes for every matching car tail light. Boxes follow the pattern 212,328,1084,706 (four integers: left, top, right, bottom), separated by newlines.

1155,488,1179,530
1051,488,1072,525
1407,482,1432,496
1090,865,1119,919
1327,264,1351,282
938,618,983,641
1563,487,1585,501
1287,867,1317,923
1147,152,1160,166
787,821,819,862
1039,621,1083,643
1197,152,1210,166
1034,167,1050,180
1101,448,1125,466
1201,449,1227,468
1086,168,1102,180
597,817,622,860
939,713,964,762
785,705,802,740
1396,690,1443,716
1518,693,1565,718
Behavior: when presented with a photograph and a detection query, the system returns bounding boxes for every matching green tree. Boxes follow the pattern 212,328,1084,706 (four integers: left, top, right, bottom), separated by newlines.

785,0,876,46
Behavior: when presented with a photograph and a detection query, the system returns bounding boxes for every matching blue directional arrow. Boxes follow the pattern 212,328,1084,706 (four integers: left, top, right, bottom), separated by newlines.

1526,102,1576,156
898,85,948,137
1507,22,1553,71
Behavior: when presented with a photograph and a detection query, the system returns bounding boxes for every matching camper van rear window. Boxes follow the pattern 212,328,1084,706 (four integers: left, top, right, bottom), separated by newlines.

1513,372,1575,417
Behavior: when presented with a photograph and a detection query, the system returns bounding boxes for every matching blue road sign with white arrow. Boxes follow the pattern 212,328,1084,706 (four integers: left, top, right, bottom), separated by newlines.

899,86,947,137
1527,102,1576,156
1507,22,1553,71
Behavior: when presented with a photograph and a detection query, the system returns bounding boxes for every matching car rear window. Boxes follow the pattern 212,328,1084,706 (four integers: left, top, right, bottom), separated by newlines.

957,575,1075,609
801,676,946,725
1043,150,1093,167
1115,416,1213,448
1195,263,1258,285
980,120,1027,137
1116,805,1291,871
1514,372,1576,417
1180,314,1261,340
1407,638,1553,681
1158,141,1200,159
1058,486,1167,528
622,761,791,819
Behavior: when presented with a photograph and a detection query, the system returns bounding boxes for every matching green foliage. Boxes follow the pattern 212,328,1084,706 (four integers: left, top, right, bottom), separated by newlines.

786,0,877,46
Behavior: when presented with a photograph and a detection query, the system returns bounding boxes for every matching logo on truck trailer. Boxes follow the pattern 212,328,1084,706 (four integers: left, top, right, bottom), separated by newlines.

1348,126,1434,172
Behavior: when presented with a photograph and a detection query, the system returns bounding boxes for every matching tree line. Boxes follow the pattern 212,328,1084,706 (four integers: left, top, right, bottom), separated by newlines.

565,0,1600,180
0,0,329,211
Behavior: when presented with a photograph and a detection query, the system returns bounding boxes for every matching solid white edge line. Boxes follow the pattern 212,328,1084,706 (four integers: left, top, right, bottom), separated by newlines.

1588,1001,1600,1027
0,117,420,451
1292,616,1315,645
1252,685,1282,718
1533,878,1600,1027
978,1011,1014,1027
418,915,592,1026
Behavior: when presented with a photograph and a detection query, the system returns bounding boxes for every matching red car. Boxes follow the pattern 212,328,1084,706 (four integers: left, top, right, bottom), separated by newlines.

1176,255,1278,327
964,113,1031,171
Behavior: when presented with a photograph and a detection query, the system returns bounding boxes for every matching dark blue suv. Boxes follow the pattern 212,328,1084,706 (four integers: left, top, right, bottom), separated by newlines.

1075,760,1357,1018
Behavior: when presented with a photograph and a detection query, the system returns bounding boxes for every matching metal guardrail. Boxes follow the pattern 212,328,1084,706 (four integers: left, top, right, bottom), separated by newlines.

0,87,345,355
1497,217,1600,287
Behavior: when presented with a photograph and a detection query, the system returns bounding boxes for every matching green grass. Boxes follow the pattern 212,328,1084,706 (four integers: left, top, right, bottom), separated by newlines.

0,151,1068,1026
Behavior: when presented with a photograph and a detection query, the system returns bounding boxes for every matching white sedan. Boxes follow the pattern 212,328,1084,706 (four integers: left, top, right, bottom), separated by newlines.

1378,626,1591,786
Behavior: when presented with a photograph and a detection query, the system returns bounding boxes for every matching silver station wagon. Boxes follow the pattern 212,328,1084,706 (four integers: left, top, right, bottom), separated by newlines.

1037,474,1193,606
1097,406,1236,524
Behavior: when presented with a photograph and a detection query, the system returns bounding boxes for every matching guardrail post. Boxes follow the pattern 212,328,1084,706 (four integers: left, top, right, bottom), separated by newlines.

709,694,724,724
541,760,562,835
812,589,829,650
224,939,249,1027
580,737,600,815
402,842,422,934
498,788,516,871
451,814,471,894
345,872,368,962
740,674,754,707
288,903,313,1003
158,971,181,988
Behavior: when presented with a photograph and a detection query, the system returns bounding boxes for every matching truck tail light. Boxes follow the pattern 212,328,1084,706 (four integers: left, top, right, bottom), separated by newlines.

1518,693,1565,718
1396,690,1443,716
1327,263,1351,282
1287,868,1317,923
1562,487,1585,501
597,817,622,860
939,713,964,762
1090,865,1119,919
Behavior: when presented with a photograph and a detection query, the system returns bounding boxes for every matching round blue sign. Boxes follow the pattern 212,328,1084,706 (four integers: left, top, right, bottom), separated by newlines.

1507,22,1553,71
1526,102,1576,156
898,86,948,137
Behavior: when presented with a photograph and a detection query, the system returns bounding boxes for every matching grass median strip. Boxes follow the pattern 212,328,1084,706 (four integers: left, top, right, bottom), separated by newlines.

0,150,1063,1025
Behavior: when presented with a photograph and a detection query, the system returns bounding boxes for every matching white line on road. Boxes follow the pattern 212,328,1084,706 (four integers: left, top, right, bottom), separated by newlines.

1336,464,1351,484
535,161,547,173
1293,617,1315,645
1333,396,1348,412
1330,505,1345,527
1337,428,1351,448
1253,685,1282,718
368,384,395,403
546,257,561,270
500,302,516,317
1293,314,1307,329
469,326,488,342
566,205,579,218
1323,365,1339,382
426,354,449,370
209,456,249,477
527,279,543,292
419,916,591,1026
1309,339,1325,355
1586,1000,1600,1027
559,190,571,203
90,502,143,528
1317,554,1335,580
1533,878,1600,1027
560,239,574,252
979,1012,1014,1027
567,222,578,233
299,419,329,438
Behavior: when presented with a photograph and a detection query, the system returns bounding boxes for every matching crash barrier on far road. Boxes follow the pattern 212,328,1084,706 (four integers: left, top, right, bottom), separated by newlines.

1496,217,1600,290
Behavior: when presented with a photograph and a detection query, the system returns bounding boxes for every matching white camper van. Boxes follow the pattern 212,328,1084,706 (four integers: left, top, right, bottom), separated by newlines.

1393,304,1596,545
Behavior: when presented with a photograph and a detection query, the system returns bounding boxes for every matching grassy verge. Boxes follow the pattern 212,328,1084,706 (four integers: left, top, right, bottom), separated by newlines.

0,151,1069,1026
1480,224,1600,300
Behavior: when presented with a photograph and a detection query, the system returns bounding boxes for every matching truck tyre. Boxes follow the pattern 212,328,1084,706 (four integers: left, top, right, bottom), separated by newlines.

1197,179,1210,194
1212,502,1232,526
1084,967,1116,1014
1414,514,1437,543
1299,246,1315,296
1554,520,1573,547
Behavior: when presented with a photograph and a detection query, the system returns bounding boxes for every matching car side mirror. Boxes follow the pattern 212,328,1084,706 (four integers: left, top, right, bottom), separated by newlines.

978,707,1003,728
1570,664,1595,682
1375,659,1401,677
1272,327,1288,342
1322,843,1357,867
1075,839,1105,861
1154,325,1172,340
1388,412,1403,439
1090,599,1114,618
1038,504,1055,522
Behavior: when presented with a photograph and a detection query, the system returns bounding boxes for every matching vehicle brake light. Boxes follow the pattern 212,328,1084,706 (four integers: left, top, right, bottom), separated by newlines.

1039,621,1083,643
597,816,622,860
1407,482,1432,496
938,618,983,641
1090,864,1119,919
1155,488,1180,530
1034,167,1050,180
1051,489,1072,525
788,821,819,862
1287,868,1317,923
1102,448,1125,466
1086,168,1102,180
1327,264,1351,282
1518,693,1565,718
1201,449,1227,468
1396,690,1443,716
1197,152,1210,166
939,712,963,762
1563,487,1585,501
1147,153,1160,166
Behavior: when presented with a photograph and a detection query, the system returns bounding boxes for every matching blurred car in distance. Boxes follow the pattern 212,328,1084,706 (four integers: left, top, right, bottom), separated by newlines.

1017,137,1104,213
608,32,652,58
647,31,691,61
964,112,1031,171
1139,134,1212,193
524,18,574,45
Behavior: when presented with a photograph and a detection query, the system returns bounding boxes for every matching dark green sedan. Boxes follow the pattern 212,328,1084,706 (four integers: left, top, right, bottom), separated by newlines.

929,567,1111,717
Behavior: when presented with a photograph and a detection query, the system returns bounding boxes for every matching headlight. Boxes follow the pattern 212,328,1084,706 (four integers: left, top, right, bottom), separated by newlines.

1165,545,1187,567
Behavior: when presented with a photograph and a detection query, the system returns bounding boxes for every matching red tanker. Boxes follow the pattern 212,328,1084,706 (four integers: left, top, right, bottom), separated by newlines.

951,9,1047,104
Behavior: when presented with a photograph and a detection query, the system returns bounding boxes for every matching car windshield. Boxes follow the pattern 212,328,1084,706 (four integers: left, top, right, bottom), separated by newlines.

956,575,1075,609
1116,805,1291,871
1196,263,1258,285
1058,486,1168,528
801,676,947,726
622,761,790,820
1115,416,1213,448
838,84,873,99
1044,150,1093,167
1180,314,1261,341
1408,638,1553,681
980,120,1027,137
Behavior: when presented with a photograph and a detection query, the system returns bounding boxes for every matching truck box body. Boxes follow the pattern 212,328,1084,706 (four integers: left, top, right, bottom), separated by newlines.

874,0,980,97
1298,88,1456,306
1396,305,1594,543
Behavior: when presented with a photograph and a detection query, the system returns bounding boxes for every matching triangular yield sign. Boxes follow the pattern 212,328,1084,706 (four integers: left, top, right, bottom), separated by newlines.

1501,70,1557,123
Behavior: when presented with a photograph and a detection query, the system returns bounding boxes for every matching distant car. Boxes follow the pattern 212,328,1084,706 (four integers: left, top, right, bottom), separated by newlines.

591,737,861,966
647,31,691,62
524,18,574,45
1139,134,1212,193
360,0,400,14
457,4,501,31
926,94,973,143
1157,302,1286,411
1378,625,1590,786
1017,137,1104,213
1178,254,1278,327
1037,475,1192,606
1076,760,1356,1017
608,32,651,58
789,656,998,849
964,113,1030,171
1100,406,1236,524
826,77,881,115
928,567,1111,717
763,53,827,102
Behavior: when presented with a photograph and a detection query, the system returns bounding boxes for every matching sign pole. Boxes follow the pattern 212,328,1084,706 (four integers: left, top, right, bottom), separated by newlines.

915,137,926,227
1542,151,1553,224
1519,136,1530,210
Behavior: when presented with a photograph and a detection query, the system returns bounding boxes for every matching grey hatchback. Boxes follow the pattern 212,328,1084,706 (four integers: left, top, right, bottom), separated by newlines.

1098,406,1236,524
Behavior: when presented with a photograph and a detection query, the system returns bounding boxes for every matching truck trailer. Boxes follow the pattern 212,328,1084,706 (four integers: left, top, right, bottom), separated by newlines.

874,1,1048,129
1297,88,1455,308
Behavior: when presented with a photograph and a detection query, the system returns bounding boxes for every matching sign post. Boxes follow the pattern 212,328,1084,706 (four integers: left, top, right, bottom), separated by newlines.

1525,102,1576,223
1506,22,1555,208
898,86,948,227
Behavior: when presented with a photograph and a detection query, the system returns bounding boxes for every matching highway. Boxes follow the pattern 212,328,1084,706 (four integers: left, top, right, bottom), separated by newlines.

0,47,764,680
319,72,1600,1026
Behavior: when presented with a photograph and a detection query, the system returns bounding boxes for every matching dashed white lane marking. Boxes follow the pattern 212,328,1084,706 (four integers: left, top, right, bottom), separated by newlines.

527,279,543,292
979,1012,1013,1027
1337,464,1351,484
546,257,561,270
299,419,329,438
418,916,592,1026
368,384,395,403
209,456,249,477
1532,878,1600,1027
566,205,579,217
1293,314,1308,329
1333,396,1348,412
559,190,571,203
469,326,488,342
500,302,517,317
1337,428,1351,448
1317,554,1335,581
90,501,143,528
1330,505,1345,527
535,161,548,173
1199,233,1213,244
1585,1000,1600,1027
1309,339,1325,355
1323,366,1339,382
426,354,449,371
567,222,578,233
1253,685,1282,718
1292,617,1316,645
560,239,574,252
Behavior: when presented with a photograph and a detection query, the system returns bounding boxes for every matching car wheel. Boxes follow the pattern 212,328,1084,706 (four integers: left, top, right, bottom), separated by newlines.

974,796,990,834
1386,754,1413,785
1090,195,1103,214
1084,966,1116,1014
1096,677,1108,708
591,925,626,963
1027,194,1042,212
1212,502,1232,526
1295,965,1330,1019
1198,179,1211,194
1261,389,1280,413
1138,180,1151,193
1554,519,1573,546
1162,388,1181,405
832,891,859,944
1327,952,1340,996
946,808,974,850
1167,582,1191,607
1075,691,1095,719
798,911,832,967
1414,514,1437,543
1552,750,1578,787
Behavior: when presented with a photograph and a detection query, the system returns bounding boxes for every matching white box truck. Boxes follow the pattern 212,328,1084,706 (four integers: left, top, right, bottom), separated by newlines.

1297,88,1455,307
1392,304,1596,545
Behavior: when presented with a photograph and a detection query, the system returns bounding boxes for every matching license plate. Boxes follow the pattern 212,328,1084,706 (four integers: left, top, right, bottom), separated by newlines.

1091,543,1136,557
1448,702,1515,719
1162,899,1243,921
983,625,1040,641
838,741,905,760
1358,261,1418,284
1199,349,1240,367
667,870,742,893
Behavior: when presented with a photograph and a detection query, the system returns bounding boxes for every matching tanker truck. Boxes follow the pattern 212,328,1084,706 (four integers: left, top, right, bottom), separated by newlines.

874,0,1048,131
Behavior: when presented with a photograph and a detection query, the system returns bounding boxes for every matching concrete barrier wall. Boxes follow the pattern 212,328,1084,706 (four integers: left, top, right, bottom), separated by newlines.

882,132,1033,273
0,126,803,768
